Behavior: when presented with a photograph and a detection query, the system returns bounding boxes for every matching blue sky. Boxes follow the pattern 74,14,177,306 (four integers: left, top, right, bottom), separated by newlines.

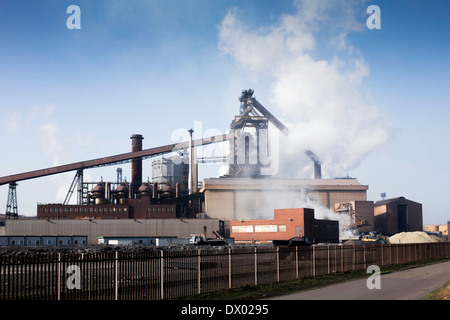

0,0,449,226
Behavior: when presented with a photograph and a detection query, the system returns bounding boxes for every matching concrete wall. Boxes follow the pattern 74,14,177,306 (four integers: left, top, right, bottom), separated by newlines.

5,218,221,245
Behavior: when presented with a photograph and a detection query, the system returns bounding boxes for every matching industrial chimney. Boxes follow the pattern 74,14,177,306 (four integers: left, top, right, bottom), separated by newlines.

305,150,322,179
131,134,144,196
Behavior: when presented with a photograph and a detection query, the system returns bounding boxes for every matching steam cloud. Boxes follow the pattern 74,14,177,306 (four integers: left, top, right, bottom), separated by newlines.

218,0,394,179
217,1,394,238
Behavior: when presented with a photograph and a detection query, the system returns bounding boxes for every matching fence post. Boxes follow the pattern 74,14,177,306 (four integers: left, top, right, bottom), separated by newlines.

228,247,232,289
312,246,315,277
353,245,356,271
114,251,118,300
327,245,330,274
276,247,280,282
57,253,61,301
295,246,299,279
363,245,366,270
254,247,258,286
197,249,201,294
160,250,164,300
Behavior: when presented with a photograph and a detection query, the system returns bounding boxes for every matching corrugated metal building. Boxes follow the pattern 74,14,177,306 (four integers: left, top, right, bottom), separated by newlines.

201,178,368,220
374,197,423,236
3,218,222,245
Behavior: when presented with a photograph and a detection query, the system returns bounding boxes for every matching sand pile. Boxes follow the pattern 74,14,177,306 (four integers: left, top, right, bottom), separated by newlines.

389,231,443,244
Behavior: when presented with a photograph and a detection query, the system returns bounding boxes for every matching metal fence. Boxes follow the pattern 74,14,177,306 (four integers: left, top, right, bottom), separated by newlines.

1,242,449,300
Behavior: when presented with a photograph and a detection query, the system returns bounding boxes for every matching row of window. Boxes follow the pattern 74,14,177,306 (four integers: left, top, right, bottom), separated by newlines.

42,206,176,214
232,224,287,233
147,207,175,213
42,207,128,214
2,239,87,246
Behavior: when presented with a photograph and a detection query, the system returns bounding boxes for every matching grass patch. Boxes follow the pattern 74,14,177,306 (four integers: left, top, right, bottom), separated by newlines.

180,257,450,300
424,281,450,300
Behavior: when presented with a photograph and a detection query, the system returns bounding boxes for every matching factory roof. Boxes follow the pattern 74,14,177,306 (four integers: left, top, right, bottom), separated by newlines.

374,196,422,206
201,178,368,191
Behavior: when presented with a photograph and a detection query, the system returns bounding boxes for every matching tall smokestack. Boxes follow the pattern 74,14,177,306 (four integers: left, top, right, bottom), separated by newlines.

305,150,322,179
188,129,194,195
131,134,144,195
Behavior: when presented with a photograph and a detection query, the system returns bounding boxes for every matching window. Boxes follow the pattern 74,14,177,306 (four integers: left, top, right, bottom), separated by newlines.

255,225,277,233
232,225,254,233
279,225,287,232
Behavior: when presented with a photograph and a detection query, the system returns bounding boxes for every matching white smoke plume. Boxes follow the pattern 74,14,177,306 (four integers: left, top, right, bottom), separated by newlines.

218,0,394,179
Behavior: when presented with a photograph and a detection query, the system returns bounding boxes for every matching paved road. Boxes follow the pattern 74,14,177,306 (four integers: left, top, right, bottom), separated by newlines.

269,261,450,300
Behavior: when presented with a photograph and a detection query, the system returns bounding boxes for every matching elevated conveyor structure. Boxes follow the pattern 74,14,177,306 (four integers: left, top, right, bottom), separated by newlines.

0,133,231,186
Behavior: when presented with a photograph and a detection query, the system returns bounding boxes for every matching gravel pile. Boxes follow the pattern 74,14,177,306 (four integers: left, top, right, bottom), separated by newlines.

389,231,443,244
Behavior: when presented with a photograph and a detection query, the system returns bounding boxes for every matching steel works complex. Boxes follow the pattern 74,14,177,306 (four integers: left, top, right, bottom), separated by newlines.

0,90,438,246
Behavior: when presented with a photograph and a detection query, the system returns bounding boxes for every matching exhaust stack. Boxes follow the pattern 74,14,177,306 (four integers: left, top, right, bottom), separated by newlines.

305,150,322,179
131,134,144,195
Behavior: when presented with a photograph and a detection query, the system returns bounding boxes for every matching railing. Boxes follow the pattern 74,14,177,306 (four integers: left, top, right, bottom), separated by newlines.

1,242,449,300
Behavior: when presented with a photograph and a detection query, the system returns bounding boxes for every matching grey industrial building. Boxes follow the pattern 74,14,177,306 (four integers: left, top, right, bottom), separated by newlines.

3,218,222,245
201,177,369,220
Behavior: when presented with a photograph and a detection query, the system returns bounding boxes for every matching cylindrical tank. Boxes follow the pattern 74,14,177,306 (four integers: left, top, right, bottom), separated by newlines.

159,183,173,199
114,183,128,205
138,183,152,198
92,182,106,205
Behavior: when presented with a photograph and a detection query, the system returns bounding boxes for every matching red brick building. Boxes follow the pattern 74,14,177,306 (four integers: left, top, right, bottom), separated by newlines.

37,197,176,220
230,208,339,244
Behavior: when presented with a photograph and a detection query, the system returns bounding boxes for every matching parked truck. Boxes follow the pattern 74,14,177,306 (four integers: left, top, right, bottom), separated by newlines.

189,234,228,246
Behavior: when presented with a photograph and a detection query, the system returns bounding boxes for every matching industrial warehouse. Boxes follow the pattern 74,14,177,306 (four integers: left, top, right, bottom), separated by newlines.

0,90,446,246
